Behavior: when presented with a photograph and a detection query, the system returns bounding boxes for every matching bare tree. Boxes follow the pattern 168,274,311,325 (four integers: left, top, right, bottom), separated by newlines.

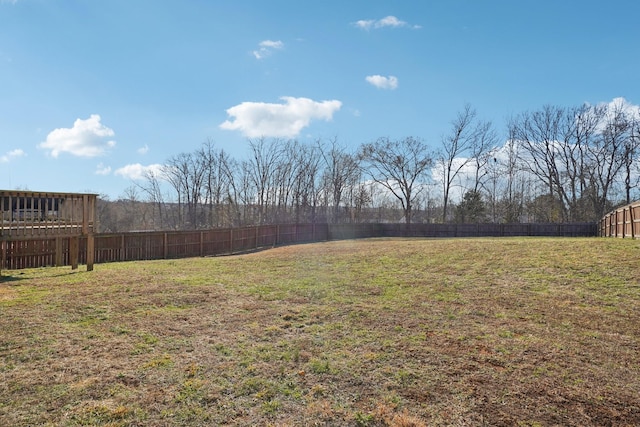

512,104,603,222
509,102,637,222
438,104,490,222
162,158,184,228
217,153,244,226
163,151,207,229
350,182,372,222
237,160,257,224
558,104,603,220
289,142,322,222
246,138,283,224
510,105,570,221
359,136,433,226
196,140,235,227
586,102,633,218
318,138,361,223
485,153,503,223
135,168,167,229
501,138,526,223
95,194,117,233
121,186,148,231
273,140,301,222
622,114,640,204
470,120,498,192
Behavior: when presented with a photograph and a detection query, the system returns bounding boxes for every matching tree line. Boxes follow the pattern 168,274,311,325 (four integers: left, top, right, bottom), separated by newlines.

96,101,640,233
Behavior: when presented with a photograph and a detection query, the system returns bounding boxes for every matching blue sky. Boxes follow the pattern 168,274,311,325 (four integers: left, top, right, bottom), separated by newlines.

2,0,640,199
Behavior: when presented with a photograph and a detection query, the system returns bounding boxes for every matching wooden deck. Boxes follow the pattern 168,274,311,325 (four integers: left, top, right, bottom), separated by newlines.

1,190,96,273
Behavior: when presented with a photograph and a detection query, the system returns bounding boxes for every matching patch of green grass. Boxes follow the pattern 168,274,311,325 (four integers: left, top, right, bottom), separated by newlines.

143,354,173,369
308,358,331,374
261,398,281,415
0,284,50,306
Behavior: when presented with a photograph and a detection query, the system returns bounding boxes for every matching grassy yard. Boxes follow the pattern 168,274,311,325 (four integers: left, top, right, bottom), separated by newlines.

0,237,639,426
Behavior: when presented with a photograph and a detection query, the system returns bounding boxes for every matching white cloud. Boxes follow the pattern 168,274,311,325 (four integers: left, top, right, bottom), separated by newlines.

353,15,421,30
0,148,25,163
354,19,377,30
253,39,284,59
39,114,116,158
137,144,149,155
599,97,640,120
378,16,404,28
95,163,111,175
366,75,399,90
260,40,283,49
114,163,164,180
220,96,342,138
578,97,640,134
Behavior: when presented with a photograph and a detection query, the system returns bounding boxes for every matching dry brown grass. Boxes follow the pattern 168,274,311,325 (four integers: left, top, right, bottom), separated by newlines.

1,237,639,426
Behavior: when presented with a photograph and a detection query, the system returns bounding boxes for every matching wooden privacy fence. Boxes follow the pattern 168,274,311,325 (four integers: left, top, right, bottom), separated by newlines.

599,201,640,238
1,222,597,271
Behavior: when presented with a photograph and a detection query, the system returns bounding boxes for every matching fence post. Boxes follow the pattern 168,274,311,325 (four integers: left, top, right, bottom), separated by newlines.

70,237,79,270
0,240,5,277
86,234,95,271
55,236,63,266
230,228,233,253
632,206,637,239
163,233,168,259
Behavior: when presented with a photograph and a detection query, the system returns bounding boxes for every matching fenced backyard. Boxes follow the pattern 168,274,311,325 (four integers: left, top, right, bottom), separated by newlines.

1,222,597,271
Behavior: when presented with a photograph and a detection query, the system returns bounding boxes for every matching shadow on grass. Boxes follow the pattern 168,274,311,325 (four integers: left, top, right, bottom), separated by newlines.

0,273,23,283
0,267,91,283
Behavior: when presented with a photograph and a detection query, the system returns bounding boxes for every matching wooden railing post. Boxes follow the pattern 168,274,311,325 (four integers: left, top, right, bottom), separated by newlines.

55,237,63,266
0,240,5,278
70,237,79,270
86,234,95,271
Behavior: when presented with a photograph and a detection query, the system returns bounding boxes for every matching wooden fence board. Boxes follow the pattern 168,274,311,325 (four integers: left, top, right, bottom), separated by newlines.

203,229,232,255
